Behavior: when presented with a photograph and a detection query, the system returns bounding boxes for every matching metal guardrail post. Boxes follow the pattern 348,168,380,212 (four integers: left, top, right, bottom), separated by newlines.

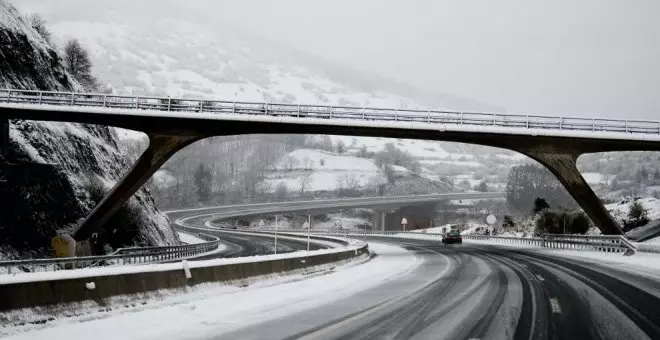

70,93,75,105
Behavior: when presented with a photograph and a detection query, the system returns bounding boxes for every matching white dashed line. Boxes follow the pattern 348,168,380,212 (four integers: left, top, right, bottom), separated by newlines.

535,274,545,282
550,298,562,314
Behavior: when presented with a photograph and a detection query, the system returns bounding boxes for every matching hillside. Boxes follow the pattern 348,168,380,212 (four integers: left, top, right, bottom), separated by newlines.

0,1,178,259
263,149,385,193
262,148,454,197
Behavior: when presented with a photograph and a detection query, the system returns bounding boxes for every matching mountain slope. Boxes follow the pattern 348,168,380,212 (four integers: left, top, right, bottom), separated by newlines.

0,1,178,259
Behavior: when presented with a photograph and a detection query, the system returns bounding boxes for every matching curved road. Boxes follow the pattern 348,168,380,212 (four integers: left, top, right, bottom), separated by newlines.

172,213,328,260
217,238,660,340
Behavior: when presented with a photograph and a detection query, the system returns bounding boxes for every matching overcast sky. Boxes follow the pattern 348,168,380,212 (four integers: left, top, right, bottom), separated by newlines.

19,0,660,119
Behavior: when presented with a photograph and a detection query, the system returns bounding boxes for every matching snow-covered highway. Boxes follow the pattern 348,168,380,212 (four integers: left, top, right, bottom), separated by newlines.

4,237,660,340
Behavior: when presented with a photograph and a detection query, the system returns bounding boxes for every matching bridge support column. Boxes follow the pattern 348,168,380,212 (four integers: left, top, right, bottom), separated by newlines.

71,134,201,243
372,210,386,231
524,151,623,235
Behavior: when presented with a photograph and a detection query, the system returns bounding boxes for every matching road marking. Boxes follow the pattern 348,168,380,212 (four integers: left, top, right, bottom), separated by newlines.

535,274,545,282
550,298,562,314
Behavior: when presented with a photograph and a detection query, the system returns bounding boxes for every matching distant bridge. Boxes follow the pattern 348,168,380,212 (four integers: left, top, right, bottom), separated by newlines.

2,89,659,245
166,192,506,231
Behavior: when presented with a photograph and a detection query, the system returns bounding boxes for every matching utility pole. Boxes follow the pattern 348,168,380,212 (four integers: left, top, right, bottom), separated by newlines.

307,214,311,252
274,214,278,255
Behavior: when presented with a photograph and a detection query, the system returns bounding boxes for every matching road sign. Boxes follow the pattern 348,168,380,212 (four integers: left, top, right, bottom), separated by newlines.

486,214,497,225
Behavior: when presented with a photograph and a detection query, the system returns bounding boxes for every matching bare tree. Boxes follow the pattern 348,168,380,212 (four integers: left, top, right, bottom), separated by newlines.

299,171,313,194
64,39,96,90
358,145,370,158
343,174,360,191
281,155,298,171
302,156,314,170
336,140,346,154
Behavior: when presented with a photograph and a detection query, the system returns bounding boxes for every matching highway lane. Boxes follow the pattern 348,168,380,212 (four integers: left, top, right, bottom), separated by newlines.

170,211,329,261
214,238,660,340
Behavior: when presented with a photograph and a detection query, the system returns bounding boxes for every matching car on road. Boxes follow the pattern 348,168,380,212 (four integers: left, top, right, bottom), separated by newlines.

442,230,462,244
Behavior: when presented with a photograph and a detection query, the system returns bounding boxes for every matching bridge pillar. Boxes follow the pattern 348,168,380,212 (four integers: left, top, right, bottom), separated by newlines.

524,151,623,235
371,210,386,231
71,134,201,242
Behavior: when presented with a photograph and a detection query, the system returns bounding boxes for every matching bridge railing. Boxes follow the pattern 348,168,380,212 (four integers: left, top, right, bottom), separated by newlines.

0,233,221,275
2,89,660,135
229,227,638,254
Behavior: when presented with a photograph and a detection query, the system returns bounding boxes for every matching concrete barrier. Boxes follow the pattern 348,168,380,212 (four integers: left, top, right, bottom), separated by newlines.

0,244,368,311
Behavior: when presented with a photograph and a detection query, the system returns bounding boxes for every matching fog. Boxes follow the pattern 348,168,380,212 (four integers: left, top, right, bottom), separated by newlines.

18,0,660,119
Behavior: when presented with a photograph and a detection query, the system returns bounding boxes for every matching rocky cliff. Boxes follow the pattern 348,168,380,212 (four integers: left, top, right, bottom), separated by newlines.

0,1,178,259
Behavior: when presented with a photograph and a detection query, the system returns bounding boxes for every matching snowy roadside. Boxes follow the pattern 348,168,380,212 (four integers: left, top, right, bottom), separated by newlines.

1,242,419,340
0,241,360,285
176,231,206,244
463,239,660,277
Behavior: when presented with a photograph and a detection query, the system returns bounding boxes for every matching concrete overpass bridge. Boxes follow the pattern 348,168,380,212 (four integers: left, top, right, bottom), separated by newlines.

2,89,660,245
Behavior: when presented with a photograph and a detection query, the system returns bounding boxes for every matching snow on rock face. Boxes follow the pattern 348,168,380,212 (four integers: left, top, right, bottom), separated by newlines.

0,3,79,91
0,2,177,258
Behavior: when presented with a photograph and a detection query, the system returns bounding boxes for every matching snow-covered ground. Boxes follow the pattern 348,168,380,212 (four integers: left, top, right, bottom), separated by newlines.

262,149,386,192
1,242,418,340
177,232,206,244
606,197,660,224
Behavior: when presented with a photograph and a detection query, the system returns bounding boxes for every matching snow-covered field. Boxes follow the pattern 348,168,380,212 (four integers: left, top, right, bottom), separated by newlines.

1,242,418,340
262,149,385,192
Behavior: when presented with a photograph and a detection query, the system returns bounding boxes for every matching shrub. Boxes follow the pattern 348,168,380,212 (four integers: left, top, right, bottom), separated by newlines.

533,197,550,214
502,215,515,229
535,209,592,235
622,200,650,231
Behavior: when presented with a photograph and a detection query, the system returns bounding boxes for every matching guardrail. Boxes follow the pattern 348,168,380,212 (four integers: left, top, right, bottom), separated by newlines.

2,89,659,135
0,233,221,275
230,227,639,254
